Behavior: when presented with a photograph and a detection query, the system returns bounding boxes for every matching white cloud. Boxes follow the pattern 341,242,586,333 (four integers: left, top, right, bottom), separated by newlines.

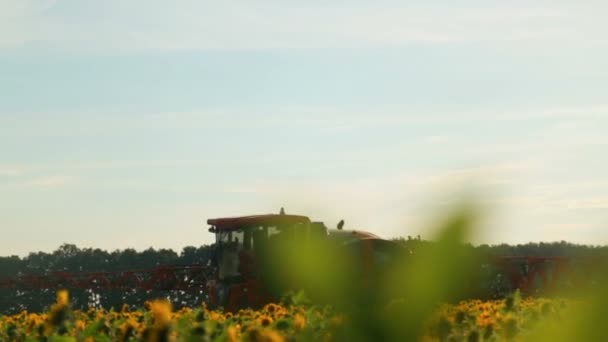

565,197,608,210
0,0,57,45
533,180,608,196
4,104,607,140
422,136,449,144
23,175,68,188
0,0,56,19
1,2,599,52
246,104,608,128
0,166,22,176
409,162,537,186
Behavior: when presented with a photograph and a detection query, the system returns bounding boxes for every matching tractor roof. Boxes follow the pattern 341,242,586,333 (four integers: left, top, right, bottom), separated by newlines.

207,214,311,232
327,229,380,244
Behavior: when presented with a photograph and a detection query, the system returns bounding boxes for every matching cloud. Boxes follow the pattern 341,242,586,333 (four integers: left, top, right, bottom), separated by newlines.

0,167,22,176
407,162,537,187
4,104,607,140
0,0,56,19
236,104,608,129
0,2,593,52
565,197,608,210
422,135,449,144
0,0,57,45
55,160,206,171
23,176,68,188
533,180,608,196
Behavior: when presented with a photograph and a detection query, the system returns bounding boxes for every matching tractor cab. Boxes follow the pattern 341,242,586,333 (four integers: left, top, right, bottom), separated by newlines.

207,214,323,282
206,213,330,309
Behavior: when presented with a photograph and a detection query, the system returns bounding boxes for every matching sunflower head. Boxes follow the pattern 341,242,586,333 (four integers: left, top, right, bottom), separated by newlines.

56,290,69,307
149,299,172,327
258,314,274,327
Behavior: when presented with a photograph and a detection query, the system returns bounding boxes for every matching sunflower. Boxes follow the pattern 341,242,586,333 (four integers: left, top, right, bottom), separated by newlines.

258,314,274,327
227,324,241,342
294,313,306,331
149,299,172,327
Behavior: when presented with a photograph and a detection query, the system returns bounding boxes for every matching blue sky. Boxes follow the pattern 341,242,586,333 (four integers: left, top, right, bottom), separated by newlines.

1,0,607,256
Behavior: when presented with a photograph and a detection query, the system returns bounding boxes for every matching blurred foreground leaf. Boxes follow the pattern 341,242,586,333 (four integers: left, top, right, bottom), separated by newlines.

266,201,482,341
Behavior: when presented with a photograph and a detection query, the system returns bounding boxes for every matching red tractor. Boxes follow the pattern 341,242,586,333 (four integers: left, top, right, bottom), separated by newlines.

204,212,403,311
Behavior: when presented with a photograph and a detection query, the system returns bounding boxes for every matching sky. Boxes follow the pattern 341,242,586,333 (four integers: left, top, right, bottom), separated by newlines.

1,0,607,256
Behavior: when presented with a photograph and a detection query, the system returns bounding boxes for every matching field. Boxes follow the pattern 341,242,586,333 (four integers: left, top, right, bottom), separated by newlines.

0,290,575,342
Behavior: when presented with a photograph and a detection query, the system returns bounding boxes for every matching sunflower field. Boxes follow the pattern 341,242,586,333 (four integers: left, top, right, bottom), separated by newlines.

0,289,338,342
0,288,592,342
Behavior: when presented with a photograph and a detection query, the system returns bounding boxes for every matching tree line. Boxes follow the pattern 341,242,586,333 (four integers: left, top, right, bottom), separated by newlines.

2,240,608,314
393,237,608,258
0,244,214,315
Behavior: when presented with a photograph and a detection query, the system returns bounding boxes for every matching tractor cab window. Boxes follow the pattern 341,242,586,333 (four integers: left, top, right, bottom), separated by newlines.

217,230,244,280
215,226,271,281
214,221,315,282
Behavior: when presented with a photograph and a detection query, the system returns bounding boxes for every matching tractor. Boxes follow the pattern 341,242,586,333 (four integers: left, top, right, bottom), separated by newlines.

204,211,403,311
